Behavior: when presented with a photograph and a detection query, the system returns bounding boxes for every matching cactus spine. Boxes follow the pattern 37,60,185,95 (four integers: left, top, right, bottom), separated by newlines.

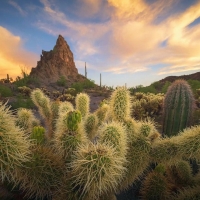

163,79,195,137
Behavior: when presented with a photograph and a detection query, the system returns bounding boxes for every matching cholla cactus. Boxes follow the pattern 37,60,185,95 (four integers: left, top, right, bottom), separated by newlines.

110,87,131,122
140,169,171,200
84,113,98,140
16,108,40,133
30,126,46,144
70,142,126,199
31,89,53,138
2,86,200,200
54,110,87,161
98,121,127,156
13,145,65,199
75,93,90,118
0,102,31,181
95,104,109,126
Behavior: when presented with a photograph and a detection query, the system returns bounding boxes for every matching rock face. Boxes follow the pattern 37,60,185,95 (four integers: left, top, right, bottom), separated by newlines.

30,35,78,84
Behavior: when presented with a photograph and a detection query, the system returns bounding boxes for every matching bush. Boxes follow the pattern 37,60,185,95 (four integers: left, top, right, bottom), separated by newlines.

56,76,67,87
0,85,13,97
82,79,95,89
10,95,35,109
71,82,83,93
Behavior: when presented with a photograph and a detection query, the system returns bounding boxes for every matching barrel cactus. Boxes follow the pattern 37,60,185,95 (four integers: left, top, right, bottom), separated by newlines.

162,79,195,137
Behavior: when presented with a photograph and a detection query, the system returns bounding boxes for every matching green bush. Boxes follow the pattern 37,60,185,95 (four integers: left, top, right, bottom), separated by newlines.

14,74,40,87
0,85,13,97
82,79,95,89
71,82,83,93
56,76,67,87
10,95,35,109
161,81,171,93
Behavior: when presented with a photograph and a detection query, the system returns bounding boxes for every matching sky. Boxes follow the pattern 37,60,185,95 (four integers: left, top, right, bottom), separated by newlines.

1,0,200,88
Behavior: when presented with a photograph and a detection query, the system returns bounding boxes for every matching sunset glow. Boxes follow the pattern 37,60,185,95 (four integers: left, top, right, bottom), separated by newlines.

1,0,200,87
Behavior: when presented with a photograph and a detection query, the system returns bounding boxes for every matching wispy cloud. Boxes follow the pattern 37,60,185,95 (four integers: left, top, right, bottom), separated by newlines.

36,0,200,77
8,0,27,16
0,26,38,79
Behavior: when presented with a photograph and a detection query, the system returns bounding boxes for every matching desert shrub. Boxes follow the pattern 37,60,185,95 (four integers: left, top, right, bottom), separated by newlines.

10,95,35,109
0,85,13,97
161,81,171,93
132,92,164,120
57,76,67,87
14,72,40,87
82,79,95,89
71,82,83,93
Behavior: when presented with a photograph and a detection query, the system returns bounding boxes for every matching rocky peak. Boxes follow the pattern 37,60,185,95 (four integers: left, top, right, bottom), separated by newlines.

30,35,78,84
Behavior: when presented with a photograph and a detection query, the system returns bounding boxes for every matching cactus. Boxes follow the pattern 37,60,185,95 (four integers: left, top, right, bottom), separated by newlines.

30,126,45,144
31,89,53,138
166,160,194,189
0,102,31,181
110,87,131,122
140,170,171,200
13,145,65,199
15,108,40,133
66,110,82,132
172,186,200,200
54,111,87,162
2,86,200,199
75,93,90,118
84,113,98,140
98,121,127,156
95,104,109,126
70,142,126,199
163,79,195,136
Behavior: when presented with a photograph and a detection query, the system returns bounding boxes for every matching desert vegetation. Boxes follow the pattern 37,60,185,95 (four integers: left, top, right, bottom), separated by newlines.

1,77,200,200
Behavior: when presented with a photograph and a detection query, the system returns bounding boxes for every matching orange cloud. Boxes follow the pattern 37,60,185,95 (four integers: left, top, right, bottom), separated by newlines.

0,26,38,80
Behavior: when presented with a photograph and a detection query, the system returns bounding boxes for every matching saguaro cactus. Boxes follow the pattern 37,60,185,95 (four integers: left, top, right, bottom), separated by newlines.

162,79,195,137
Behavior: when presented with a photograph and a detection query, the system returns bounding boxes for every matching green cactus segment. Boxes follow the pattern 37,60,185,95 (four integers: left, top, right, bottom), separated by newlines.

16,108,40,133
84,113,98,140
167,160,193,187
14,146,65,199
54,111,87,161
120,134,151,190
151,126,200,164
140,171,171,200
70,142,126,199
163,80,195,136
31,89,52,122
31,89,53,138
98,121,127,156
75,93,90,118
95,104,109,126
0,102,31,181
58,101,74,115
67,110,82,132
30,126,45,144
110,87,131,121
51,101,60,130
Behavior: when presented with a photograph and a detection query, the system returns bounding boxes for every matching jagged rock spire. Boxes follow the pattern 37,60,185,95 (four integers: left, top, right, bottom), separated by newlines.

30,35,78,84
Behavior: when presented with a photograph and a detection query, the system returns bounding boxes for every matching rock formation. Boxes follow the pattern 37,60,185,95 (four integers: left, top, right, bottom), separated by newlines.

30,35,79,84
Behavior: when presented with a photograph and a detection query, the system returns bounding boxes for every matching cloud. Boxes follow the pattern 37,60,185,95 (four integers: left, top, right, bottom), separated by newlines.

36,0,200,77
0,26,38,80
8,0,27,16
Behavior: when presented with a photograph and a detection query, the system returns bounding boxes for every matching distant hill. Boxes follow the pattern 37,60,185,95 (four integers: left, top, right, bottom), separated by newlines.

159,72,200,83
